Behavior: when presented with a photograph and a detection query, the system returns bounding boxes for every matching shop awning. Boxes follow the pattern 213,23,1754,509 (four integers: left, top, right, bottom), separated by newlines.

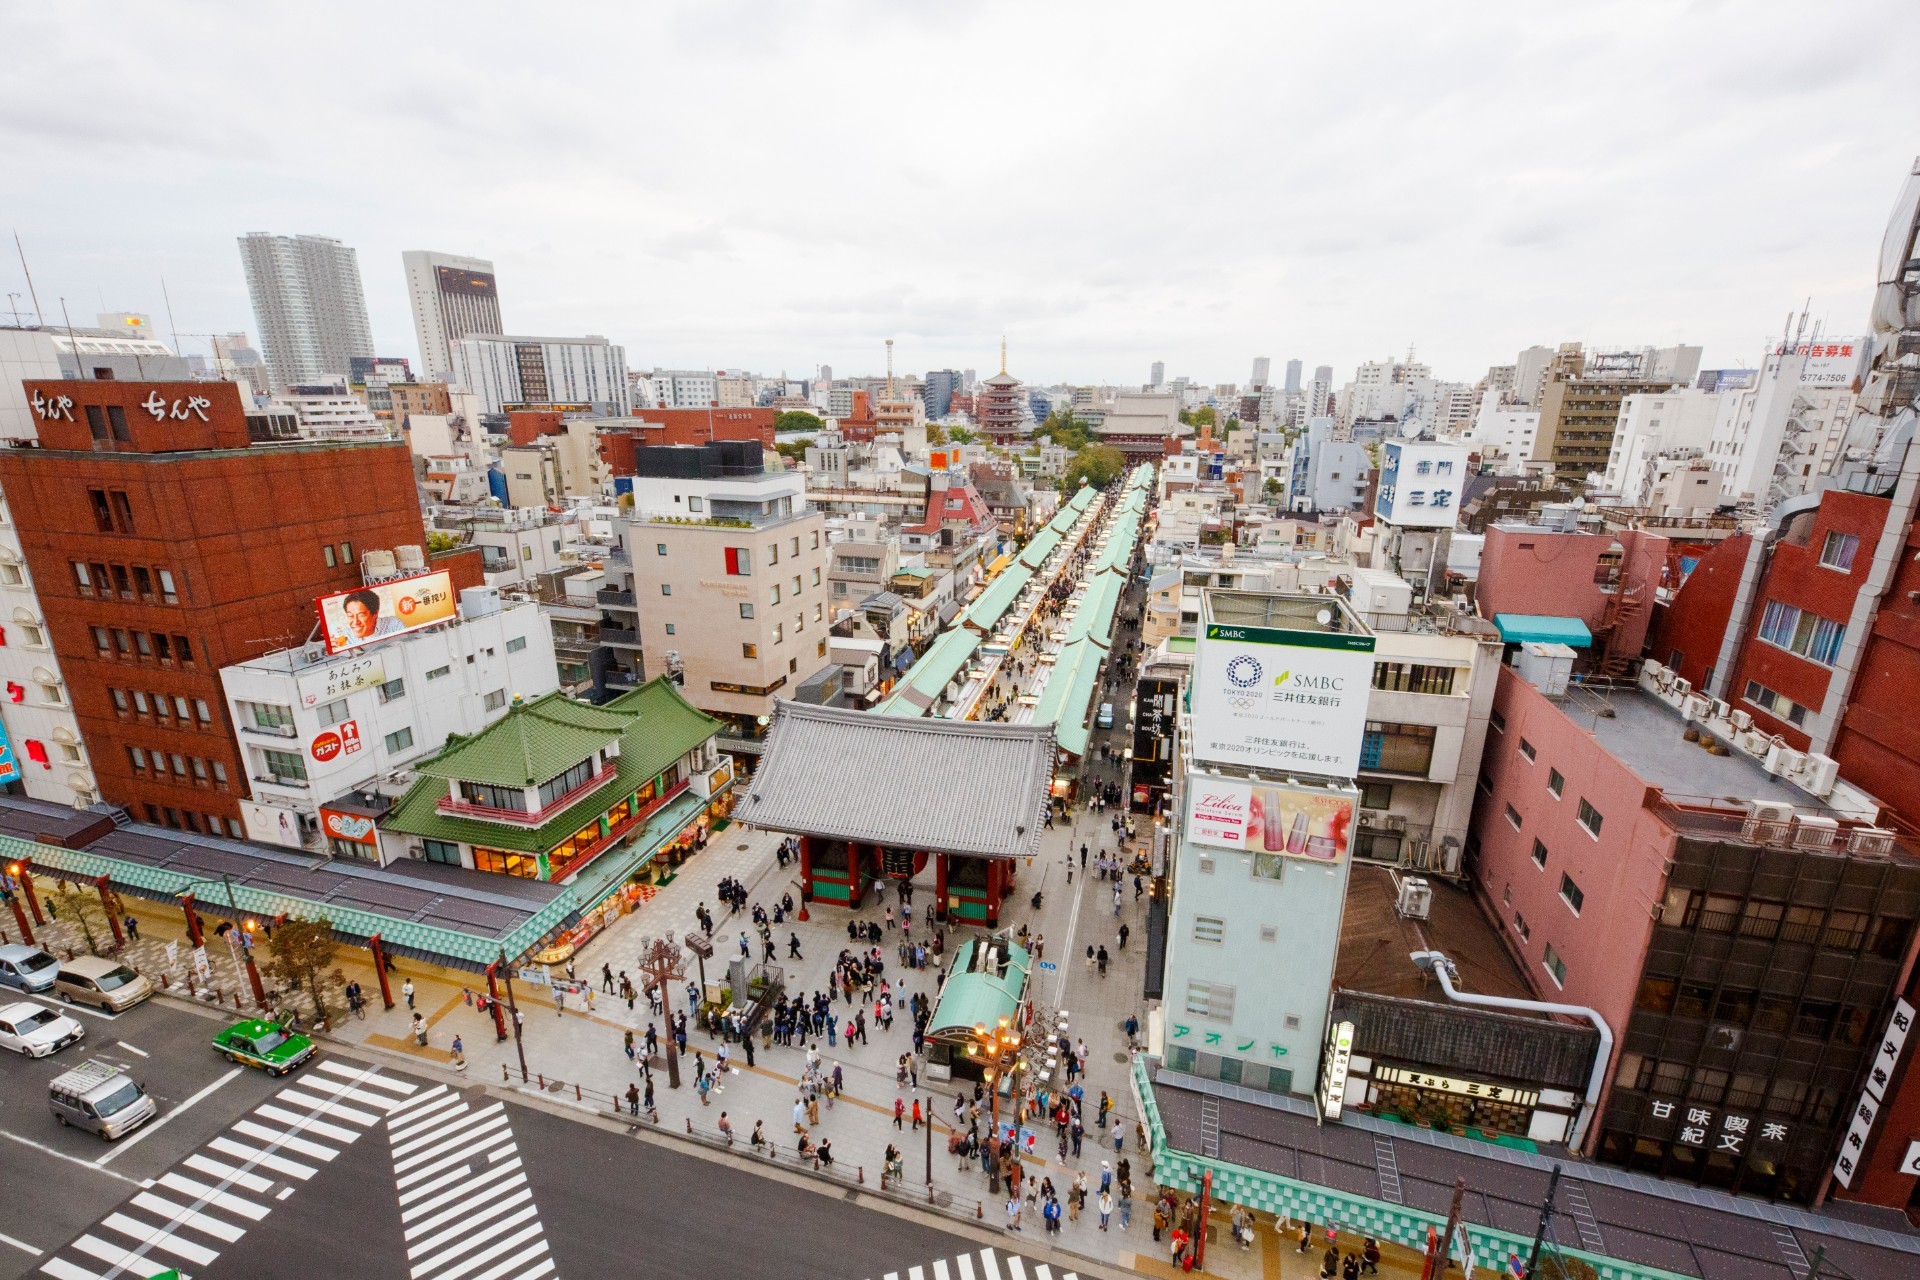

1493,614,1592,648
927,935,1032,1043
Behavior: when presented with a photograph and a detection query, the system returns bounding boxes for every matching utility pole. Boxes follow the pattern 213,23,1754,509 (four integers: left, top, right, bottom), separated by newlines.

498,948,527,1082
1525,1164,1563,1280
1421,1177,1466,1280
638,933,687,1089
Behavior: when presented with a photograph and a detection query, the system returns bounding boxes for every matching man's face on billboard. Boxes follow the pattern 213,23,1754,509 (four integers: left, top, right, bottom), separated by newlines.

344,598,378,638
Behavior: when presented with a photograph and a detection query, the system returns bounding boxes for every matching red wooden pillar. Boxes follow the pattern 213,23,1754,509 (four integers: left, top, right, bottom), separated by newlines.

181,893,204,947
797,835,815,901
97,877,123,946
984,859,1003,926
1195,1169,1213,1271
242,946,268,1009
13,864,44,926
485,960,509,1041
934,853,949,922
6,889,32,945
369,933,395,1009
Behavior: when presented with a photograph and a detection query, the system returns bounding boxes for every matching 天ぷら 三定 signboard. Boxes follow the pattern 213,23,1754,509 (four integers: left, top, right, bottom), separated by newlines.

1191,623,1375,776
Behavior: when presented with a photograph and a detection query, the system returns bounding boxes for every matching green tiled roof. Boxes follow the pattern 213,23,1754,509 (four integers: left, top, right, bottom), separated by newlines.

927,936,1032,1039
385,678,720,854
415,691,632,788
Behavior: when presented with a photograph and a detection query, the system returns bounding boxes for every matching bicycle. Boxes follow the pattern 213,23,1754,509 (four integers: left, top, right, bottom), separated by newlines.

347,994,367,1021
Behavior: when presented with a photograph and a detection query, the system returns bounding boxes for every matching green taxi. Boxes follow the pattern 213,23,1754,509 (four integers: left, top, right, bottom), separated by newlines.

210,1018,315,1075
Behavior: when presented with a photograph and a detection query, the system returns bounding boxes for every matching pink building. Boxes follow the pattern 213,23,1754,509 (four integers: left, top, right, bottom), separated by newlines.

1477,524,1666,674
1470,662,1920,1204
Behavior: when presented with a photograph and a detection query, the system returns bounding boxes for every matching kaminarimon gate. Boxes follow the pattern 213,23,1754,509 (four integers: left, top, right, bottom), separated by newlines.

742,701,1055,926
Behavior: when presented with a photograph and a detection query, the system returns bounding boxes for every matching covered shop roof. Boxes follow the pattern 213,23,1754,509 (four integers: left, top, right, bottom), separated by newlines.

877,627,981,716
386,678,719,853
926,934,1032,1041
1493,614,1592,647
745,701,1054,859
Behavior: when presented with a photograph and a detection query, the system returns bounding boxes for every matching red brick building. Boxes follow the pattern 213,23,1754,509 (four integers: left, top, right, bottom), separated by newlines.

1,379,479,834
599,407,775,474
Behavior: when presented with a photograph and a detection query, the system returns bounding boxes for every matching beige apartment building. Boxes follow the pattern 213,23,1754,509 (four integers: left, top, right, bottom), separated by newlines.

605,441,833,756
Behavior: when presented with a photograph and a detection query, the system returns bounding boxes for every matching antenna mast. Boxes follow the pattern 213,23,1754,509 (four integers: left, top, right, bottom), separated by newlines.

885,338,895,398
13,231,43,325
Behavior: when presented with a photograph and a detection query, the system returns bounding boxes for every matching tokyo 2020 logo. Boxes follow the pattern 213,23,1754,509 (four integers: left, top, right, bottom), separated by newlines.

1225,654,1262,689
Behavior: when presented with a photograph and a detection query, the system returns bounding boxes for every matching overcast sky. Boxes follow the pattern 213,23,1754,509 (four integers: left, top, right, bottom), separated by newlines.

4,1,1916,388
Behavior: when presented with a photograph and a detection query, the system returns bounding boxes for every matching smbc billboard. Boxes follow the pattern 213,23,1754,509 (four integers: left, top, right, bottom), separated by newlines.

1190,622,1375,778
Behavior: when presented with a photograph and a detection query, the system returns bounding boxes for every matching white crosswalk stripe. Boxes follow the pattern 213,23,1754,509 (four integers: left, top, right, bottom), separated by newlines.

39,1059,411,1280
874,1249,1077,1280
388,1095,556,1280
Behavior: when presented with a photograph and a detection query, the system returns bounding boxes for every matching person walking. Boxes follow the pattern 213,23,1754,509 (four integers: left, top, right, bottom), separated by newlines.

402,978,416,1010
1098,1188,1114,1231
794,1097,808,1134
410,1012,427,1046
626,1082,640,1116
601,963,614,993
894,1097,905,1130
449,1034,466,1071
1112,1118,1125,1153
1006,1194,1023,1233
911,1098,922,1131
554,986,567,1016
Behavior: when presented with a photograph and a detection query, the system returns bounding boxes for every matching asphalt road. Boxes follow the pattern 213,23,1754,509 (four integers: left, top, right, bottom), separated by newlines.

2,996,1066,1280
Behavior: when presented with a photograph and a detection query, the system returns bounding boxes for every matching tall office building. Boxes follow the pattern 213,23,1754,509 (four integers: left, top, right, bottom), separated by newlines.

402,251,504,383
237,233,375,391
922,369,962,419
1250,356,1270,390
1284,359,1303,393
1150,360,1165,389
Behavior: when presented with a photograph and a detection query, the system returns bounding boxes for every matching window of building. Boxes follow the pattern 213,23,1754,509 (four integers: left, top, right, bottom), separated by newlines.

484,689,507,711
773,623,784,644
654,543,668,556
472,848,539,878
316,699,351,727
1576,798,1603,837
1738,899,1784,940
1371,662,1457,695
0,563,20,586
323,544,337,568
791,575,801,595
71,561,92,594
259,748,307,783
385,727,415,753
1742,679,1810,726
127,746,147,772
20,623,44,647
1824,910,1869,951
212,761,227,786
1543,944,1567,987
422,839,462,866
1547,767,1564,798
660,583,672,596
1560,873,1584,914
725,547,752,575
131,690,151,715
87,488,113,532
811,567,821,587
1184,980,1235,1020
1358,781,1393,810
1488,708,1506,735
427,665,451,681
739,603,755,619
1505,803,1523,830
742,643,758,659
506,636,527,653
769,584,781,605
158,568,177,603
664,623,676,635
379,677,406,703
339,542,353,565
1796,1000,1838,1039
1513,910,1530,941
1360,721,1435,774
813,604,823,622
39,682,62,704
1757,600,1846,665
1819,531,1860,571
1518,738,1537,763
111,564,132,598
1532,837,1548,868
1192,916,1226,944
817,639,827,658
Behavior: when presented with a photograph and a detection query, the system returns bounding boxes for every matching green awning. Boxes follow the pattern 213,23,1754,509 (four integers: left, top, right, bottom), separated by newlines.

1494,614,1593,647
928,936,1033,1042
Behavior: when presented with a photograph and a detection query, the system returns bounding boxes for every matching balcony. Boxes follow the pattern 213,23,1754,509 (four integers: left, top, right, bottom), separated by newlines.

598,626,640,647
436,765,618,827
598,586,636,607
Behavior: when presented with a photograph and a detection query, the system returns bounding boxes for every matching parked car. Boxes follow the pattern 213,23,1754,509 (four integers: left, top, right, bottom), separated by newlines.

1096,702,1115,729
0,1000,86,1058
0,943,60,993
211,1017,315,1076
49,1060,156,1140
54,956,153,1013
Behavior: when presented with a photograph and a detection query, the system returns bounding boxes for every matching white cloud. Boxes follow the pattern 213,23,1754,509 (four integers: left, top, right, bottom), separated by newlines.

2,0,1914,386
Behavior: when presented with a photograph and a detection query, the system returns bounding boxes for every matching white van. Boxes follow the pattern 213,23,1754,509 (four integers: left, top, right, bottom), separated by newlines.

49,1060,156,1140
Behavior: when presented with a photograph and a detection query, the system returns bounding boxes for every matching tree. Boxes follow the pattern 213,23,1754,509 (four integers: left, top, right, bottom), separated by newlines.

425,530,464,556
926,422,949,446
1063,444,1126,492
1263,477,1283,502
947,425,977,445
50,879,112,956
1190,405,1217,428
775,410,824,436
262,917,347,1024
1035,409,1091,451
773,437,813,461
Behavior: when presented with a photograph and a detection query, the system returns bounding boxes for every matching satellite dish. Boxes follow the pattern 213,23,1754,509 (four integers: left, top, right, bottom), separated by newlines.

1400,418,1423,438
1316,608,1333,626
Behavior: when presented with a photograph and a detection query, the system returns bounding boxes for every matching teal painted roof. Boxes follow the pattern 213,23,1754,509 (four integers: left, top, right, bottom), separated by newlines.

928,936,1032,1040
1494,614,1593,647
966,566,1029,632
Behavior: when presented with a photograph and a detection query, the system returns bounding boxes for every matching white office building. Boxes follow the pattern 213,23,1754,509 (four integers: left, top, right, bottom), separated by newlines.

1602,387,1722,503
238,233,375,391
451,334,630,415
1465,391,1540,474
648,370,719,409
221,590,559,855
0,486,96,807
270,387,391,440
402,251,504,383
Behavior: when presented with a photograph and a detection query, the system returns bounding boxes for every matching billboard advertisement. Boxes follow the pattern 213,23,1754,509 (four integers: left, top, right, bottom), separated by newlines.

319,807,379,846
295,653,387,708
1185,772,1356,864
1192,622,1375,775
318,571,459,654
436,265,498,298
0,716,19,785
310,720,363,763
1375,441,1469,528
1778,338,1867,389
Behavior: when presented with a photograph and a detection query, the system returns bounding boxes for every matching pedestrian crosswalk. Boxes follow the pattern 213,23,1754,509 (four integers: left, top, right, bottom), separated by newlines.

871,1246,1079,1280
38,1059,418,1280
386,1081,555,1280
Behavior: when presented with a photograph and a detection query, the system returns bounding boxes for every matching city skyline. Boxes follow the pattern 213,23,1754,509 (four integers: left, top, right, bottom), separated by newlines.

2,2,1915,386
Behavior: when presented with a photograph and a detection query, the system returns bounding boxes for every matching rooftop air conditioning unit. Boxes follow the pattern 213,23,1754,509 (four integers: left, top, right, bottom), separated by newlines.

1765,744,1807,777
1729,710,1754,733
1801,753,1841,797
1384,814,1407,833
1741,800,1795,842
1791,814,1840,849
1710,699,1731,720
1681,693,1712,721
1847,827,1898,857
1395,876,1433,921
1671,677,1692,696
